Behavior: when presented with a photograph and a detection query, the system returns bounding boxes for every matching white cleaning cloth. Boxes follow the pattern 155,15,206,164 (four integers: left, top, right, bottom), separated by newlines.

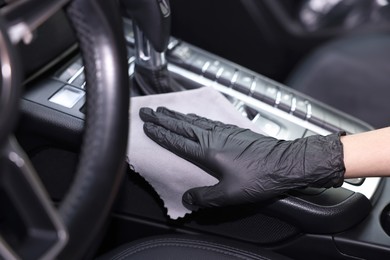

127,87,264,219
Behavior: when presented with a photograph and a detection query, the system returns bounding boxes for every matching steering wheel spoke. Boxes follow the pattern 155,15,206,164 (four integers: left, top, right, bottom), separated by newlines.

0,136,67,260
0,0,71,44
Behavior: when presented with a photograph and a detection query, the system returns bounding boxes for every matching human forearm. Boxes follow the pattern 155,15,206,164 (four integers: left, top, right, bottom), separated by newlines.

341,127,390,178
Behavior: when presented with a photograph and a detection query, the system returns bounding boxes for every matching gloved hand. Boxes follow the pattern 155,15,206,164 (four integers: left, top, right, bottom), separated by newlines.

140,107,345,210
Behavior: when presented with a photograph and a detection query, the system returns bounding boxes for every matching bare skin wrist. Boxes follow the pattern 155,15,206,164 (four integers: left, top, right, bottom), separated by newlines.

340,127,390,179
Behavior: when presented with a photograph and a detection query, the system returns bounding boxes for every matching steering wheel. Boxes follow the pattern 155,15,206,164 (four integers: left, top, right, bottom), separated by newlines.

0,0,129,259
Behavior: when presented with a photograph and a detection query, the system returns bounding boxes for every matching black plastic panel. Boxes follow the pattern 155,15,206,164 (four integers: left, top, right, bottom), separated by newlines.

334,178,390,259
18,11,76,78
113,169,372,241
23,79,85,119
107,169,302,245
269,188,371,234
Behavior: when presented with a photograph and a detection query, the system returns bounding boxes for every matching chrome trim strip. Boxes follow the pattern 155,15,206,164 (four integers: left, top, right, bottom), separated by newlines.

0,236,18,260
251,113,262,124
249,77,257,96
67,66,84,84
215,67,224,79
306,102,312,120
133,24,167,69
167,38,180,50
291,96,297,113
7,138,68,260
128,56,136,64
201,61,210,73
230,70,239,87
275,90,281,106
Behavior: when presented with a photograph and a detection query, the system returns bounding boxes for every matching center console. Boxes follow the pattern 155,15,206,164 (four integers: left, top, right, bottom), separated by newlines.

20,16,390,259
165,38,381,198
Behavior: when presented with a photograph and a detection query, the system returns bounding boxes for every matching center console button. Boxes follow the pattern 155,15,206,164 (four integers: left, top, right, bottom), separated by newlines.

233,71,253,95
49,85,85,108
264,86,279,106
251,78,278,106
188,54,209,74
292,97,308,120
278,91,293,112
170,44,193,60
217,64,236,86
167,38,180,50
168,44,195,69
204,60,221,80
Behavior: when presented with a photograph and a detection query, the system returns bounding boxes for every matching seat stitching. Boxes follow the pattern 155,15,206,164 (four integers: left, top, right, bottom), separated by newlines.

109,238,272,260
111,238,269,258
112,243,269,260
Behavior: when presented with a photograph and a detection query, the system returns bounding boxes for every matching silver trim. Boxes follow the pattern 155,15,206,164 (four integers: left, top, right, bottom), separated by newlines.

249,77,257,96
306,102,312,120
167,38,180,50
6,0,71,44
275,90,281,106
215,67,224,79
291,96,297,113
128,56,136,67
67,66,84,84
167,64,382,201
230,70,239,87
123,18,135,45
0,236,18,260
251,113,260,122
133,24,167,69
215,85,330,135
158,0,171,17
8,22,33,44
7,138,68,260
128,56,136,76
201,61,210,73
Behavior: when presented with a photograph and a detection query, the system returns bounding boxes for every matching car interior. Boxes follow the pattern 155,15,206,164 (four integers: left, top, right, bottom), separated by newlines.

1,0,390,259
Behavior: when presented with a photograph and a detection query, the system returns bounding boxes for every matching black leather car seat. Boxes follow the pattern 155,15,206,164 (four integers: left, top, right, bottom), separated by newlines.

97,235,291,260
287,33,390,129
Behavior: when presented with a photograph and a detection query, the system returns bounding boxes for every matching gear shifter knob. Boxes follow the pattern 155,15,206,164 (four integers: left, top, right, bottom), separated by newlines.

122,0,183,94
122,0,171,52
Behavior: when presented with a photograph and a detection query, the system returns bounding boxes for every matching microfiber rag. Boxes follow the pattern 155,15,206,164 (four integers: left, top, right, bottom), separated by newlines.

127,87,265,219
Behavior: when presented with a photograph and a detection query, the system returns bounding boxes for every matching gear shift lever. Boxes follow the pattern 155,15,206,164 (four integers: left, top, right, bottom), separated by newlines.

122,0,182,94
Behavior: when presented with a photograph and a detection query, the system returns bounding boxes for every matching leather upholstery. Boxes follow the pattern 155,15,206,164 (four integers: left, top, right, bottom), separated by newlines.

97,235,291,260
287,34,390,129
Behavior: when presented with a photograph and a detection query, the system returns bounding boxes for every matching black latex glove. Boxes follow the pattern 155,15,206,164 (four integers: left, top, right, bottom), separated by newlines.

140,107,345,209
